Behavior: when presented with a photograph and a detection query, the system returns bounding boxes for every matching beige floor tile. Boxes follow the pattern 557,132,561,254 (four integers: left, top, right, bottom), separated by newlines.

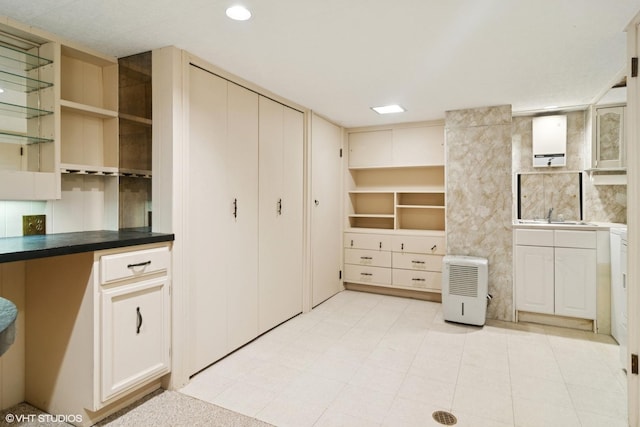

512,397,581,427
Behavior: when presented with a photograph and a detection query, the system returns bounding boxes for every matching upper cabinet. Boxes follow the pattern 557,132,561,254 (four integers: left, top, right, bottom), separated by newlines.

0,24,60,200
593,104,625,169
348,124,444,168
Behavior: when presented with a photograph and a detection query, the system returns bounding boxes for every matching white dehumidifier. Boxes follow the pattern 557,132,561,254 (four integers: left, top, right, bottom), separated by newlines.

442,255,489,326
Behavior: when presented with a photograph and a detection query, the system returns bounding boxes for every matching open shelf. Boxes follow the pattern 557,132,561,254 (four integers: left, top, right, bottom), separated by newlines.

0,101,53,118
0,70,53,92
0,130,53,145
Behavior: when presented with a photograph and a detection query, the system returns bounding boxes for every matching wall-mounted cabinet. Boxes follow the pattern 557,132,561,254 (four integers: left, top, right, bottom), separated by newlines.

0,29,60,200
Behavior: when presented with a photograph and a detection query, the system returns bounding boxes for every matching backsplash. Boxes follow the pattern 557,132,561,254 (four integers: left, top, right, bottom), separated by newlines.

0,201,48,238
513,111,626,224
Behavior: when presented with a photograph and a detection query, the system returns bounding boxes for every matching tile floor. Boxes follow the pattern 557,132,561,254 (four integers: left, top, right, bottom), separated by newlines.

180,290,627,427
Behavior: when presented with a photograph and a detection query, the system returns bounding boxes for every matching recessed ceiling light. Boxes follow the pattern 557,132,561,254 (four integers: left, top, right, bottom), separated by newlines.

371,104,405,114
544,105,558,110
226,5,252,21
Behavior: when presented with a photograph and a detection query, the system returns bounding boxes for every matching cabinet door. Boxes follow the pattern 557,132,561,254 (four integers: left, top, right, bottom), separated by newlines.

555,247,596,319
101,276,170,402
258,98,303,333
348,130,392,168
515,245,554,314
226,82,259,349
187,65,229,373
392,126,444,166
595,106,624,169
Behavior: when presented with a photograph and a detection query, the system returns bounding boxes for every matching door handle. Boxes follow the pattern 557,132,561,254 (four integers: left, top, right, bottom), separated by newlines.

136,307,143,334
233,198,238,218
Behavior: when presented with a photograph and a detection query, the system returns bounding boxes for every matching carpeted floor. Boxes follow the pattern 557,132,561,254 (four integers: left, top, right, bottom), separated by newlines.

0,390,272,427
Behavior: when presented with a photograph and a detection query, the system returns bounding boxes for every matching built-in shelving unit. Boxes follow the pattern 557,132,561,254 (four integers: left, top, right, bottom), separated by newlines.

344,123,446,296
59,45,118,175
347,165,445,232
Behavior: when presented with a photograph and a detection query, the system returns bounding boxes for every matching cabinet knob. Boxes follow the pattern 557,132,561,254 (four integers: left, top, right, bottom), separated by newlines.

314,199,320,206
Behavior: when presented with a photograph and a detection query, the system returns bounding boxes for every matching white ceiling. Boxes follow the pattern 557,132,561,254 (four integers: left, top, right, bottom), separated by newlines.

1,0,639,128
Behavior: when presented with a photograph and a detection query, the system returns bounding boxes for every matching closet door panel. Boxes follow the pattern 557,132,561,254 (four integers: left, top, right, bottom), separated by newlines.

258,97,285,333
226,82,259,349
187,66,229,373
281,106,304,319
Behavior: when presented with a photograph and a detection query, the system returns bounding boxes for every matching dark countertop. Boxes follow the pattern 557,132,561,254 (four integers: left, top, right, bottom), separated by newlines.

0,230,175,264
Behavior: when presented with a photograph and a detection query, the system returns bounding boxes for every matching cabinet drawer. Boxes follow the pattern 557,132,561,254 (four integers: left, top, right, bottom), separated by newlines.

101,246,170,284
344,233,392,251
345,248,391,267
392,269,441,291
392,252,442,272
515,229,554,247
344,264,391,285
391,235,445,254
554,230,596,249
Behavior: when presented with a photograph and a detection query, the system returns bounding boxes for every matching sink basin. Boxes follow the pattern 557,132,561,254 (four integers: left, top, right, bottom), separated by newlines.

516,219,596,226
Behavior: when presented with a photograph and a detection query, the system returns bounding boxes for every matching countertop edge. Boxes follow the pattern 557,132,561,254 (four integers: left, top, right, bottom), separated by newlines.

0,231,175,264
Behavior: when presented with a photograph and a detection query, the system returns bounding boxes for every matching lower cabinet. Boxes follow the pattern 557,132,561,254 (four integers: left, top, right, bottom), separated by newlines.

100,276,170,402
515,229,596,321
343,231,445,293
25,243,172,427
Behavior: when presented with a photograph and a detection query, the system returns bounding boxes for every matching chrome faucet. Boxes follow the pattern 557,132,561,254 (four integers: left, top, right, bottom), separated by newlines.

546,207,554,223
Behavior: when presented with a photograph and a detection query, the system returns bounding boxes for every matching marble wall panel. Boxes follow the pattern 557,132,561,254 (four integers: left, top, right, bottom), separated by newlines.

445,105,513,321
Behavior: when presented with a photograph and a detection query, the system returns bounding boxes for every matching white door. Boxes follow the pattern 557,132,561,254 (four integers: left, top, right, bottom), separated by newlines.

226,82,259,350
187,65,229,374
311,113,343,306
515,245,554,314
554,247,596,319
258,98,303,333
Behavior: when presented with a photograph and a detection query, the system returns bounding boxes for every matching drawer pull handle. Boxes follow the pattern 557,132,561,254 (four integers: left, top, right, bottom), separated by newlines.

233,198,238,218
127,260,152,269
431,245,437,251
277,198,282,215
401,243,404,250
412,278,426,282
412,260,425,264
360,256,373,260
361,272,373,276
351,240,354,247
379,242,382,249
136,307,143,334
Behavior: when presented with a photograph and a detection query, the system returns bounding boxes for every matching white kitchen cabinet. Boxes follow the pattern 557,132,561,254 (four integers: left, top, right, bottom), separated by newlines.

25,243,172,426
515,245,555,314
514,228,597,321
554,247,596,319
100,248,171,403
258,96,303,334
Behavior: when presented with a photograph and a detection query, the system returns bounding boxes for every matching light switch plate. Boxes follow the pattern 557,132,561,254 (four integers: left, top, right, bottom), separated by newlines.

23,215,46,236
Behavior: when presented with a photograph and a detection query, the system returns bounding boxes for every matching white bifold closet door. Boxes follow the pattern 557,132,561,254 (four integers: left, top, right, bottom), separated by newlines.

187,65,259,374
258,97,303,333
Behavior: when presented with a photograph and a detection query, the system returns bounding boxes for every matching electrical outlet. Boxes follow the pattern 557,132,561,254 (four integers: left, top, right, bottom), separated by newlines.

22,215,46,236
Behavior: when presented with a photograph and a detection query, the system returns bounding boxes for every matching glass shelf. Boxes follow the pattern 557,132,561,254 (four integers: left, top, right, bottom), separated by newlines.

0,44,53,72
0,101,53,119
0,130,54,145
0,70,53,93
